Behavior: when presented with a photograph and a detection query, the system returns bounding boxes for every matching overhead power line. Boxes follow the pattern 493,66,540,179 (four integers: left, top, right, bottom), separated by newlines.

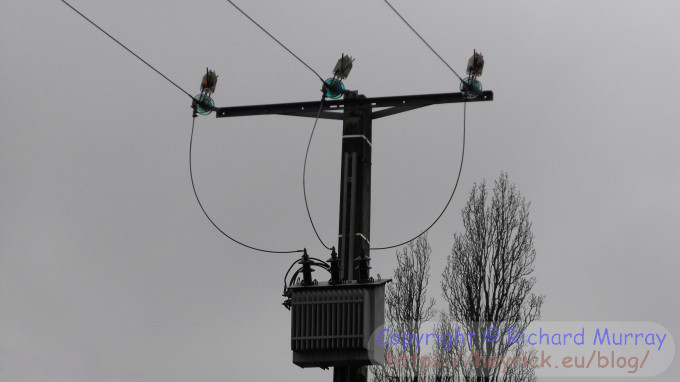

59,0,194,99
380,0,465,83
61,0,479,254
223,0,325,83
365,0,473,250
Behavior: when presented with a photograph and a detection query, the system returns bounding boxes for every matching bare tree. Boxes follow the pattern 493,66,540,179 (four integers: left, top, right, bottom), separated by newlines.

372,234,436,382
441,172,544,382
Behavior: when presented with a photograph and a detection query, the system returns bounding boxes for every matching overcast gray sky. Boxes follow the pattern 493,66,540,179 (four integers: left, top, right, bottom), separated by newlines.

2,0,679,381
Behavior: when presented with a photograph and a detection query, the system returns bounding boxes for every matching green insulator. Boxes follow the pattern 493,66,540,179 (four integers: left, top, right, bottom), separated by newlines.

194,94,214,116
460,77,482,99
324,78,344,99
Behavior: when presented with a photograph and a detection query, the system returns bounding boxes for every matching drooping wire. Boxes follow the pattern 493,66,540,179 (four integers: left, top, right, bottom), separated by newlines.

380,0,465,83
283,257,331,291
223,0,325,83
190,116,304,254
370,102,467,251
370,0,473,250
222,0,332,250
302,97,333,250
282,255,332,309
282,257,331,289
59,0,194,100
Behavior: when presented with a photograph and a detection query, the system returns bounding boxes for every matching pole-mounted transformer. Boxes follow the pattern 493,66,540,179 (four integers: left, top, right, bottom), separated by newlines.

287,277,390,368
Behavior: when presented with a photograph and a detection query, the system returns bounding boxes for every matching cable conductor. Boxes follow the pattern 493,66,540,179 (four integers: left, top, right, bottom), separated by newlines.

223,0,325,83
190,116,304,254
370,102,468,251
381,0,465,83
59,0,194,99
302,97,333,251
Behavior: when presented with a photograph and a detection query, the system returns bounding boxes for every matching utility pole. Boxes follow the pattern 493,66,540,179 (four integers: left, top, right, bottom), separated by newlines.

334,92,372,382
337,92,372,283
210,89,492,382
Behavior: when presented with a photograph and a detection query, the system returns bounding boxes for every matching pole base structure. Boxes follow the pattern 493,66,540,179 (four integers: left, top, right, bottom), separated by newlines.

334,365,368,382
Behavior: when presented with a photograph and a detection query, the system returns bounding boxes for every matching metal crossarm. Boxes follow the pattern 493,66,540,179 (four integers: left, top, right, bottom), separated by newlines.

213,90,493,120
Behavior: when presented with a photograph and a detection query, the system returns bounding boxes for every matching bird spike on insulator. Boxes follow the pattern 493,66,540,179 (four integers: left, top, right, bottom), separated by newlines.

333,54,354,80
201,68,218,94
194,68,218,116
466,50,484,78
